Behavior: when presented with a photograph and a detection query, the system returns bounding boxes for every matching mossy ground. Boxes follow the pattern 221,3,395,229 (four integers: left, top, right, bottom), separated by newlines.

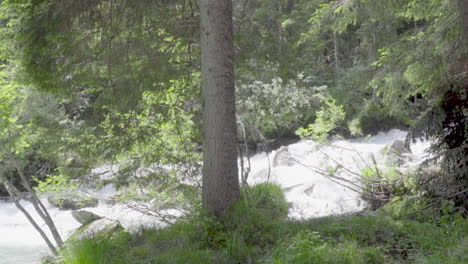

44,183,468,264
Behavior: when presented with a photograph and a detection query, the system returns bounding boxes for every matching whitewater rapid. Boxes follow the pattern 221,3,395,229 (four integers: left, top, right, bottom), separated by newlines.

0,185,161,264
245,129,429,218
0,129,430,264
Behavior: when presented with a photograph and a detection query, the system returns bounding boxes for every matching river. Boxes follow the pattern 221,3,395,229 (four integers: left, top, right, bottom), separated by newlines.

0,129,429,264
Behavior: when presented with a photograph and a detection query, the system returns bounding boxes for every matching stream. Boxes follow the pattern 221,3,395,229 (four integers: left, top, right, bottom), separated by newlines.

0,129,429,264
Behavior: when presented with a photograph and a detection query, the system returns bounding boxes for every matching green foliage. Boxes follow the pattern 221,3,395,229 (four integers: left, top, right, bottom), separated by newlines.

45,183,289,264
265,231,384,264
354,101,407,136
48,231,131,264
293,211,468,263
33,174,78,194
360,164,420,211
1,0,466,262
45,204,468,264
204,183,289,263
414,236,468,264
295,96,346,142
383,196,433,222
237,75,321,141
0,0,203,190
222,183,289,246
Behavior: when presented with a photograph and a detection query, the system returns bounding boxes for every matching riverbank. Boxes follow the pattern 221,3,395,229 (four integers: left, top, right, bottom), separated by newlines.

0,130,446,263
42,184,468,264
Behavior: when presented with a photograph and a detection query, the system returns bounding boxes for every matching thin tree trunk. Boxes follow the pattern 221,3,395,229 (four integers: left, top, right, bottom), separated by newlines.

13,199,58,255
200,0,240,219
333,30,340,69
1,147,63,251
0,176,58,254
13,162,64,247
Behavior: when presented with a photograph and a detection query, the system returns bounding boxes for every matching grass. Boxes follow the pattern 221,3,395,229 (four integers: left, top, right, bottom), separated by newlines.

44,183,468,264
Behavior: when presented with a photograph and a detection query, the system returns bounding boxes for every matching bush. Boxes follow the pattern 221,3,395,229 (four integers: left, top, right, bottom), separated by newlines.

353,101,407,136
236,75,321,141
215,183,290,263
296,96,346,143
226,183,288,230
33,173,78,194
52,231,131,264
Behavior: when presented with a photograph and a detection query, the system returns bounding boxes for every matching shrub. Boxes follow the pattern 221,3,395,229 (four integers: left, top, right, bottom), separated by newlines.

54,231,130,264
33,173,78,194
236,75,321,141
295,96,346,143
216,183,290,262
354,101,407,136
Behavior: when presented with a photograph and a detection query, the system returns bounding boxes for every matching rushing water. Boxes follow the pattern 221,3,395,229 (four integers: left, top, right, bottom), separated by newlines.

0,186,162,264
246,129,429,218
0,129,430,264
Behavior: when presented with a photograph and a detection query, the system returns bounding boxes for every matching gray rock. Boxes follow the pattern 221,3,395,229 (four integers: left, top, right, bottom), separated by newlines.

69,218,123,241
388,139,411,156
48,192,98,210
272,146,295,167
384,139,413,166
71,210,103,225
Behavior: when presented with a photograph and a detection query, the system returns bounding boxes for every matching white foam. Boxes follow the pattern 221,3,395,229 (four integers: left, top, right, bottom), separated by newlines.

244,129,430,219
0,186,166,263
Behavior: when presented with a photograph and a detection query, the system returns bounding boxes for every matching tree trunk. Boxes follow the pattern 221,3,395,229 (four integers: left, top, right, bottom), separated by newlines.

0,176,58,255
13,162,63,248
458,0,468,49
200,0,240,219
333,30,340,69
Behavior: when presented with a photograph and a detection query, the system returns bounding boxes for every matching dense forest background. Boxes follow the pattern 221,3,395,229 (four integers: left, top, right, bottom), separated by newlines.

0,0,466,263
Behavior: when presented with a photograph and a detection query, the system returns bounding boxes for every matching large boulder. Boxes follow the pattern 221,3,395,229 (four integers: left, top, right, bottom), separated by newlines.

48,192,98,210
69,218,123,241
71,210,103,225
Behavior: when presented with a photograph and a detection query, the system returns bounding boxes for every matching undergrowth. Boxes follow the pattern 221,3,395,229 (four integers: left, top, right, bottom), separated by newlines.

44,183,468,264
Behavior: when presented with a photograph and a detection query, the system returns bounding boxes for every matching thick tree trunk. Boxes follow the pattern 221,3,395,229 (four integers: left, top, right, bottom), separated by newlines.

200,0,240,219
458,0,468,49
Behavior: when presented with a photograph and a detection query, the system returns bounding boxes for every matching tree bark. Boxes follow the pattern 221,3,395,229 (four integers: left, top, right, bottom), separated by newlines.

200,0,240,219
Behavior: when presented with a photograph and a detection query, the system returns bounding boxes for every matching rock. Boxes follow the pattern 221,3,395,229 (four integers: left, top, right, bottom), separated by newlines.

48,192,98,210
388,140,411,156
384,139,413,166
71,210,103,225
270,137,301,151
272,146,295,167
69,218,123,241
